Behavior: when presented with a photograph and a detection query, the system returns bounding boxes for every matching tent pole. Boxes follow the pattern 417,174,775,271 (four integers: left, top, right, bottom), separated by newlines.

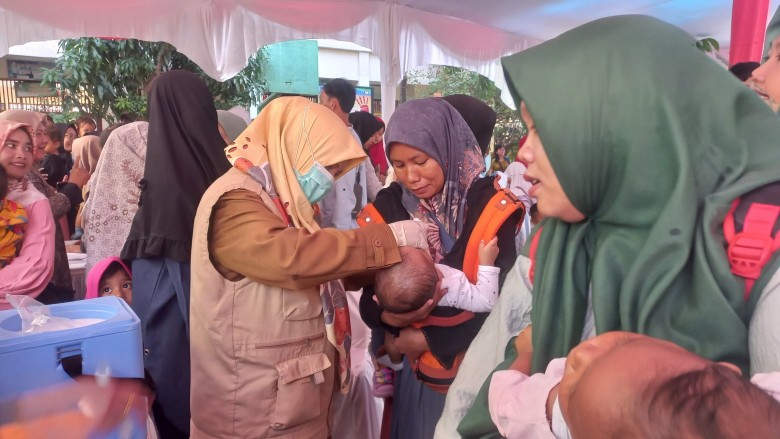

729,0,771,65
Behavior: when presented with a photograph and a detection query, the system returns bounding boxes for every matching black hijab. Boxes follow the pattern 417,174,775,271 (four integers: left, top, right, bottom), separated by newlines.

441,94,497,154
56,123,76,169
121,70,229,262
348,111,384,146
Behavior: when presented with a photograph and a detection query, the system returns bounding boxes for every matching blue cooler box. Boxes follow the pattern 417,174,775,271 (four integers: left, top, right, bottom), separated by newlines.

0,296,143,398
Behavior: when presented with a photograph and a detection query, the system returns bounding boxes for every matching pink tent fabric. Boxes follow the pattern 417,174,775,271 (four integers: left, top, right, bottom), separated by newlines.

3,1,778,117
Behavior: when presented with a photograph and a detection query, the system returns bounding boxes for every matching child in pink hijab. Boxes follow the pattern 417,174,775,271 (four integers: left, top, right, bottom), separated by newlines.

85,257,133,304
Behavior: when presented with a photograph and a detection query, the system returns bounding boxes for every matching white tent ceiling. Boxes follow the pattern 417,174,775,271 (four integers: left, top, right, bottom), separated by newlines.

1,0,778,116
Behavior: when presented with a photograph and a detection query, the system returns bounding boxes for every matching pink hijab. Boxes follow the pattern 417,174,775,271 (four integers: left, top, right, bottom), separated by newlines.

85,257,131,299
0,110,44,133
72,135,102,175
0,121,44,207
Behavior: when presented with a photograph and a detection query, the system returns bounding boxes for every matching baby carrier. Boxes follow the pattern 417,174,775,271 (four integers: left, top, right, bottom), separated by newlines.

723,182,780,300
358,186,524,393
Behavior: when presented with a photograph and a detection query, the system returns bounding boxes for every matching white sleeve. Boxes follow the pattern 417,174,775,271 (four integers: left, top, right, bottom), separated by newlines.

364,158,382,202
488,358,566,439
437,264,500,312
750,267,780,374
317,167,358,230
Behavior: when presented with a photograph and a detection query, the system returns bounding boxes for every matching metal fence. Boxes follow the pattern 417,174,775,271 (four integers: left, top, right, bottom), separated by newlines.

0,79,63,114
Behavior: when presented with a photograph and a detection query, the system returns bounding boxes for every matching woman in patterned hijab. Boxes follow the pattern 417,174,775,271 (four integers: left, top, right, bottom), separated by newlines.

384,97,485,247
83,122,148,274
365,97,521,439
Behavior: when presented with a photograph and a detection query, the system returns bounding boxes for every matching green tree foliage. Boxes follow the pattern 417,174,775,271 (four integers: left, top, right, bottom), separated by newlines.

407,65,525,157
695,37,720,53
42,38,268,125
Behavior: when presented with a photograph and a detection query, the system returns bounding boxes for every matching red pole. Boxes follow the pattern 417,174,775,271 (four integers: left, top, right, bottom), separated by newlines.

729,0,771,65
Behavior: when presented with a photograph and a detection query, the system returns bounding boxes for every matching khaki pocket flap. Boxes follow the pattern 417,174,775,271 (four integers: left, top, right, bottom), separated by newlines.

275,353,332,385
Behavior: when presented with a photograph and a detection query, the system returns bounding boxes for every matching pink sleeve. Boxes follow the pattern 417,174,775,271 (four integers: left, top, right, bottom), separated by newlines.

0,200,55,310
751,372,780,402
488,358,566,439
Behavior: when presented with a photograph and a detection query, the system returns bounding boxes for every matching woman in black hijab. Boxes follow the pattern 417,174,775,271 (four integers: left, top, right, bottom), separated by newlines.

55,123,76,173
349,110,385,147
441,94,497,155
121,70,229,439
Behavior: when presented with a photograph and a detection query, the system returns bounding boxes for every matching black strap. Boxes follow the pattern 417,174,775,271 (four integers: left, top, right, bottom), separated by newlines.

61,353,83,378
734,181,780,234
351,165,364,219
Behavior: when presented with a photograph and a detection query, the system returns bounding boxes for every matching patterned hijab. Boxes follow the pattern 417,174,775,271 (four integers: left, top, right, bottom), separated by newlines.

503,15,780,373
71,135,102,175
224,96,365,233
83,122,148,274
384,97,485,240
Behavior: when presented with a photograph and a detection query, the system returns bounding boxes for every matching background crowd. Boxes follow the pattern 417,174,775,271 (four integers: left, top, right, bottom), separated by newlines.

3,11,780,439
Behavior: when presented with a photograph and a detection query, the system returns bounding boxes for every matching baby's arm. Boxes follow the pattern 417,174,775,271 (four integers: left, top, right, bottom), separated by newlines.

488,357,566,439
437,263,499,312
478,237,499,266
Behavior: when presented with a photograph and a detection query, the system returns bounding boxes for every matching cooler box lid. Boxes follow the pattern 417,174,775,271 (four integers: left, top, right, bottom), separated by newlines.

0,296,139,353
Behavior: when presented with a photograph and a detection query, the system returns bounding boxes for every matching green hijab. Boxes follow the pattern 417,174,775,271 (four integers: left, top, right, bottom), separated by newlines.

502,15,780,373
765,6,780,61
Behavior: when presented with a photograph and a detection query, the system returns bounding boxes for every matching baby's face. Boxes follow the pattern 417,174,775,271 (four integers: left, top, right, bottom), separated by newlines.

99,270,133,305
557,332,736,438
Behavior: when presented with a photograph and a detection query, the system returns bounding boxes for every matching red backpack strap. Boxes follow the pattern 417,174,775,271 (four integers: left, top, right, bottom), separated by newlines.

724,199,780,300
528,226,543,286
462,189,524,283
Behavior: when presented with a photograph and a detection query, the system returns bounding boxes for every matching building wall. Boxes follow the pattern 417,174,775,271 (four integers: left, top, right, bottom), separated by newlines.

316,40,381,86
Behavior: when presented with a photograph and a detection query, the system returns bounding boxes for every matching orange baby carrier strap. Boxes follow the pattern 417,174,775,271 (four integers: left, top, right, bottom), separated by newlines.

357,203,386,227
358,187,524,393
723,199,780,301
462,187,525,283
409,311,475,393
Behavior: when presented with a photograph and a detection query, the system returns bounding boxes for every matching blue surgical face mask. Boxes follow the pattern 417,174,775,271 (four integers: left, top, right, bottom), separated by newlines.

295,161,335,204
294,105,336,204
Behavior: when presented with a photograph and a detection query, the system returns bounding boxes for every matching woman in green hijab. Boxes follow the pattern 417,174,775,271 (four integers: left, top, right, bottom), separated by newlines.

754,5,780,111
436,15,780,438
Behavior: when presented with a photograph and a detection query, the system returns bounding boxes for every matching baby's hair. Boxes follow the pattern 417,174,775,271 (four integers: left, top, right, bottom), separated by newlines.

630,364,780,439
374,248,437,314
45,123,62,145
75,115,96,129
99,262,130,292
0,166,7,200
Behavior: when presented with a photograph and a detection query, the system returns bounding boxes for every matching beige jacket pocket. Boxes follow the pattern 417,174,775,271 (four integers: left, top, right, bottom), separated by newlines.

282,287,323,321
269,352,332,434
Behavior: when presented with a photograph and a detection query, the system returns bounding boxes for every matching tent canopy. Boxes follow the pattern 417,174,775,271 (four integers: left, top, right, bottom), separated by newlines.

2,0,778,116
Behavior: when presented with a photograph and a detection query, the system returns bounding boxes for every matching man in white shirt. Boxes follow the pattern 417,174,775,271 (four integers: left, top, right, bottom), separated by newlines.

319,78,383,439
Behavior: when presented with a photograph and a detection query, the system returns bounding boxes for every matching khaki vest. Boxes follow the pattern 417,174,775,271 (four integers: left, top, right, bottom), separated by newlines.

190,168,334,439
